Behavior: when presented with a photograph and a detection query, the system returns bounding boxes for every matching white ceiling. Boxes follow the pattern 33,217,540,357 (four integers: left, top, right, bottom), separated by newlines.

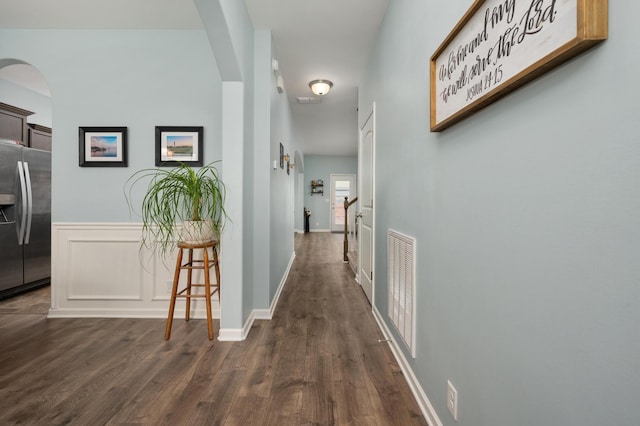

0,0,389,156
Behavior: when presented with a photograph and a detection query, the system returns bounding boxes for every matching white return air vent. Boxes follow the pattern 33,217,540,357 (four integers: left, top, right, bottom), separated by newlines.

387,229,417,358
296,96,322,104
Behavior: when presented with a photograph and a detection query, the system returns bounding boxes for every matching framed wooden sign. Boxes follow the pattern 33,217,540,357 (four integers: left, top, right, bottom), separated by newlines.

430,0,607,132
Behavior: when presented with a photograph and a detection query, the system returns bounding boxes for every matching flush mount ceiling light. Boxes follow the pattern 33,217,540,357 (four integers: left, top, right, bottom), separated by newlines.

309,79,333,96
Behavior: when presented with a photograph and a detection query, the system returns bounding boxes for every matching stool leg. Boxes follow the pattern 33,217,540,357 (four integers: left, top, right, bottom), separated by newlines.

204,248,214,340
165,247,184,340
185,248,194,321
213,246,221,301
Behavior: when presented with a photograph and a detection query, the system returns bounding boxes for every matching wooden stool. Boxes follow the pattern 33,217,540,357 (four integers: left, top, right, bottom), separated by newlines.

164,240,220,340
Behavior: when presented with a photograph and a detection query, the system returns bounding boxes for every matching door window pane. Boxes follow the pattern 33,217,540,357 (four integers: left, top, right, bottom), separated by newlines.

333,180,351,226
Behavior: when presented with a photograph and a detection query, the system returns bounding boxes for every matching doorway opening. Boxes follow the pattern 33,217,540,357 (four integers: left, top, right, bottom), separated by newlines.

0,59,52,305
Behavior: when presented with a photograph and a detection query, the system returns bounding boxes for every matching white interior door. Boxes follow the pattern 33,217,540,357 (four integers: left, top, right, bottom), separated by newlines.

358,105,375,304
330,174,355,233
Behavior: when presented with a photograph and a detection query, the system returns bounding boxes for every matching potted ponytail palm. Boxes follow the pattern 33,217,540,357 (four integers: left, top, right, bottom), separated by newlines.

125,161,227,257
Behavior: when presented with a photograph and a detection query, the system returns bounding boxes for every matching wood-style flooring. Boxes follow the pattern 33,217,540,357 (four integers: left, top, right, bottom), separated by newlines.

0,232,427,425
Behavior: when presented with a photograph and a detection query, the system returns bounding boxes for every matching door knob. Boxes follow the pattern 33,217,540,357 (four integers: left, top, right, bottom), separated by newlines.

355,212,363,218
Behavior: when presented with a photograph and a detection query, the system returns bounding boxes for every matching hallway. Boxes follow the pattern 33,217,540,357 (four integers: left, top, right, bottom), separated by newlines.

0,233,427,425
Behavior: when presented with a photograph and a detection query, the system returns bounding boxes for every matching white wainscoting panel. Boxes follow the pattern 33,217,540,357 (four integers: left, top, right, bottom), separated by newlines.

50,223,220,319
68,238,144,300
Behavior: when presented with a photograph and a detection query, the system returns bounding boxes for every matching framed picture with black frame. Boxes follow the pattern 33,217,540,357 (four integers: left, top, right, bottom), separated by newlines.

79,126,128,167
155,126,203,166
279,142,284,169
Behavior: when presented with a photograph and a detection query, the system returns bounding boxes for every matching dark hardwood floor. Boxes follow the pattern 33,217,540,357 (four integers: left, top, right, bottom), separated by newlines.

0,233,427,425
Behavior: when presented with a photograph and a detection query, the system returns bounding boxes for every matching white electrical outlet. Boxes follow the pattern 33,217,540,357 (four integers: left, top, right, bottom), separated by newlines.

447,380,458,421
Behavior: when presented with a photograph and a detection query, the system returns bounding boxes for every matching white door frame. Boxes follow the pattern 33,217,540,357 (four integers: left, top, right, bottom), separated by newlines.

358,103,375,305
329,173,356,233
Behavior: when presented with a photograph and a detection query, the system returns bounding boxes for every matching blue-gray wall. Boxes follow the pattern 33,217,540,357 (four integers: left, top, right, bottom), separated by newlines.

252,29,272,314
0,29,222,223
303,155,357,231
268,50,297,301
360,1,639,425
0,17,298,331
253,29,298,310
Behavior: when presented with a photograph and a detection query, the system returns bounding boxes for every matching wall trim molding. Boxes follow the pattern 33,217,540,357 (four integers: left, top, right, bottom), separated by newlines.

372,305,443,426
218,250,296,340
251,309,271,320
217,327,245,341
269,251,296,318
48,307,221,319
50,222,220,319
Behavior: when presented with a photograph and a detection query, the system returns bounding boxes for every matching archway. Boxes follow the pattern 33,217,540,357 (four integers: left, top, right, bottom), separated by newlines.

0,60,52,128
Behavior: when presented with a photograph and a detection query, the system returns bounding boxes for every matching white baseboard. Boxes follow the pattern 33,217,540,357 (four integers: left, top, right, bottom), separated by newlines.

219,250,296,341
372,305,443,426
268,251,295,317
217,327,245,341
218,309,258,342
310,228,330,233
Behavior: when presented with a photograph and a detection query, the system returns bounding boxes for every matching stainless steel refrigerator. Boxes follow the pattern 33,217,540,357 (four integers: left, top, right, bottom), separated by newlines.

0,139,51,299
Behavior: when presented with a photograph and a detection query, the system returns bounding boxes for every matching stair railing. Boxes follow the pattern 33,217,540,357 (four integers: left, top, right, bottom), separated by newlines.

343,196,358,262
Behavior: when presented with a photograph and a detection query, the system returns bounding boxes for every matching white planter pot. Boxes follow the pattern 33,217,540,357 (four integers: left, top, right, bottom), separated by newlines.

181,220,215,243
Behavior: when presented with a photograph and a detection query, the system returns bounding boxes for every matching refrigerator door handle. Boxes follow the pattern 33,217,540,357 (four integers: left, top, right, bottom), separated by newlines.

17,161,28,245
23,162,33,245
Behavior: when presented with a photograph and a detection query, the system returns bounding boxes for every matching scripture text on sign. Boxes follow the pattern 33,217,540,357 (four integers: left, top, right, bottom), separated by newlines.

430,0,607,131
